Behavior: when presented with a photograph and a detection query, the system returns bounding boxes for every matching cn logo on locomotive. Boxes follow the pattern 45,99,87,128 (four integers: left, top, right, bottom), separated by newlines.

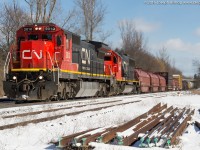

81,48,90,64
22,50,42,59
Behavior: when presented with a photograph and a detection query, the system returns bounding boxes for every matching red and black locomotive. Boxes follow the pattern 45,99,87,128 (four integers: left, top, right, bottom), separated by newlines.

3,23,139,101
3,23,182,101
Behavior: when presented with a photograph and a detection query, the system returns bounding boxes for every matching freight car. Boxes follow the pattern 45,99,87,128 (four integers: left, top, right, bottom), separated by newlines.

134,69,150,93
172,74,182,90
134,69,167,93
3,23,181,101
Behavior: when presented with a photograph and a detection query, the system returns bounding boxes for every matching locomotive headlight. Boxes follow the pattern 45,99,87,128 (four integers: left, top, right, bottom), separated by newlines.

35,27,38,30
39,75,43,80
13,76,17,80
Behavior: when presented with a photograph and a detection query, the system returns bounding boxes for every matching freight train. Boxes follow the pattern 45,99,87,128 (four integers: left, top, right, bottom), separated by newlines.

3,23,182,101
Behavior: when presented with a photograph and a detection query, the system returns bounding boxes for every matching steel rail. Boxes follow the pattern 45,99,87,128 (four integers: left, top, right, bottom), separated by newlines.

160,108,186,136
150,108,178,144
140,107,178,147
195,121,200,129
2,100,122,119
54,128,98,148
52,103,195,149
170,109,195,145
160,108,190,147
122,106,173,146
55,103,164,148
101,103,163,143
0,100,141,130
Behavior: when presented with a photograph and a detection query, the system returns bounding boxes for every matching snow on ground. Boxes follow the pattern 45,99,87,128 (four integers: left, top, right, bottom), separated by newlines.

0,91,199,150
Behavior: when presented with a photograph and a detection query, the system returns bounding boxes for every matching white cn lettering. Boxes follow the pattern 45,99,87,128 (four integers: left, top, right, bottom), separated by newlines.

81,48,90,65
55,52,60,61
22,50,32,59
66,52,70,59
33,50,42,59
22,50,42,59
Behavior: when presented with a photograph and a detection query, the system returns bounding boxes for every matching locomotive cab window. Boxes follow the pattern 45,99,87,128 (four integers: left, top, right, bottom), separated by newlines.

17,37,25,50
114,57,117,64
42,34,52,40
57,36,62,46
104,56,111,61
28,34,38,40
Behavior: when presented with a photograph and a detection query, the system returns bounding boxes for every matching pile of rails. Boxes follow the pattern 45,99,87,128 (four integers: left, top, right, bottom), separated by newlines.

54,103,194,149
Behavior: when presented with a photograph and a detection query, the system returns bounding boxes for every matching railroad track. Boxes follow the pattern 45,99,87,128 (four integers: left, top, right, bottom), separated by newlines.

0,92,182,131
0,91,176,109
0,91,173,119
53,103,194,149
0,96,124,117
0,100,141,130
2,100,122,119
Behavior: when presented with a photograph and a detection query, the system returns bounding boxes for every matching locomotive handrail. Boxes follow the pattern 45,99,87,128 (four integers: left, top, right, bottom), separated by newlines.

47,51,55,82
55,58,60,85
54,51,60,85
3,52,11,79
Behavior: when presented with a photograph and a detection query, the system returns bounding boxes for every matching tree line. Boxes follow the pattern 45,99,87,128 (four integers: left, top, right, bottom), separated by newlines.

117,20,182,76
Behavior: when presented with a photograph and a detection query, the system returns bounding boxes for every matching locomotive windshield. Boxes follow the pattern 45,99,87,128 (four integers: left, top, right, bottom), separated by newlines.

42,34,52,40
28,34,38,40
27,34,52,41
104,56,111,61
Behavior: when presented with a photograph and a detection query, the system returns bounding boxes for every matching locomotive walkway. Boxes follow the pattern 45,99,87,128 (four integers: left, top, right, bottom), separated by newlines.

53,103,194,149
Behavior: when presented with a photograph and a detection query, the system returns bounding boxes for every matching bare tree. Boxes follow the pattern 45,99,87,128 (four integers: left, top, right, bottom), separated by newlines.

24,0,77,31
156,46,170,72
118,19,182,74
118,20,145,55
74,0,107,40
0,0,30,96
0,0,30,53
118,19,159,71
193,59,200,76
24,0,57,23
157,47,182,76
98,30,113,43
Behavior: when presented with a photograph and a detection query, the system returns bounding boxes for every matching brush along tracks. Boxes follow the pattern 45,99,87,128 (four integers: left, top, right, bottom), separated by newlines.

53,103,194,149
0,100,141,130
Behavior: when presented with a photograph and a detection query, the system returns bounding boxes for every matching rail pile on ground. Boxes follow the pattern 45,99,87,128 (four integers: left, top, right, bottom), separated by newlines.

54,103,194,149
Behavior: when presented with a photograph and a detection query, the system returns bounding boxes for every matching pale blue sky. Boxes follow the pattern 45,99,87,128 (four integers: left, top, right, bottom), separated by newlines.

4,0,200,77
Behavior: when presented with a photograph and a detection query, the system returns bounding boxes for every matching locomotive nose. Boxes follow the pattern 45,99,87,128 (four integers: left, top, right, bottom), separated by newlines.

20,41,48,71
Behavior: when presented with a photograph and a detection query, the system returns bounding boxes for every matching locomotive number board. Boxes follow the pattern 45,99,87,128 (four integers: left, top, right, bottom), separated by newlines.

44,26,56,31
23,27,33,31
